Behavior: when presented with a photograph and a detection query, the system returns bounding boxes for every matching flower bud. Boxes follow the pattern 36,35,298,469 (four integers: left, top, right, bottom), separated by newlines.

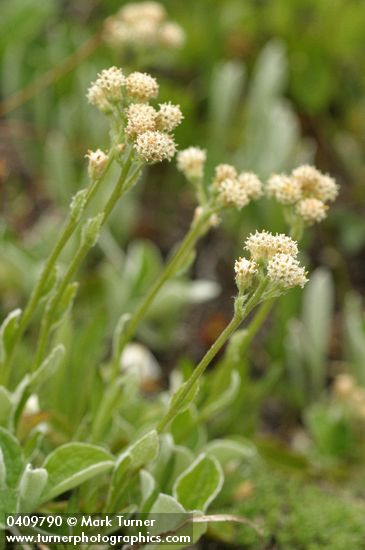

86,149,109,180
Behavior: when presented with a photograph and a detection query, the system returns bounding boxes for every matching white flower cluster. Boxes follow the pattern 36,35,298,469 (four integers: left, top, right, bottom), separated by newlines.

177,147,207,181
267,165,339,225
134,131,176,163
213,164,263,210
245,230,299,260
128,98,182,163
235,231,307,293
87,68,183,164
126,72,159,102
87,67,126,112
103,1,185,51
234,257,258,290
266,253,308,289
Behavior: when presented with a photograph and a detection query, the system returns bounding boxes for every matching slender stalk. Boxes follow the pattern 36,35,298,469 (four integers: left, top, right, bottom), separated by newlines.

1,157,115,383
238,298,274,353
157,280,269,433
32,158,141,370
32,241,91,370
181,299,275,439
112,209,213,373
156,314,243,433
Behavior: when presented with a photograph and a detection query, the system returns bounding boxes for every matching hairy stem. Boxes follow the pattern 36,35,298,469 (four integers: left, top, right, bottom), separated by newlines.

0,158,116,385
239,298,274,353
156,280,269,433
32,157,140,371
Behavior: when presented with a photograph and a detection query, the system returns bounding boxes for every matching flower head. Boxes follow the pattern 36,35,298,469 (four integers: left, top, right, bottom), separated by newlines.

134,130,176,163
238,172,263,200
177,147,206,180
156,102,183,132
234,257,258,291
159,22,185,48
291,165,339,203
120,2,167,24
218,178,250,210
125,103,157,138
213,164,237,187
267,253,308,289
245,231,298,261
296,198,328,225
103,2,184,51
267,174,302,205
126,72,159,102
87,67,125,110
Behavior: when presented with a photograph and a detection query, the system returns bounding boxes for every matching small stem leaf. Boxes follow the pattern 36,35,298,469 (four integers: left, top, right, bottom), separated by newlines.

173,453,224,512
40,443,114,502
0,309,22,363
50,282,79,331
69,188,88,223
17,464,48,512
81,213,104,248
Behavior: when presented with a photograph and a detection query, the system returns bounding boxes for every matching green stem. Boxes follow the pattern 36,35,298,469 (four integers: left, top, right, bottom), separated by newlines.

239,298,274,353
156,314,242,434
156,280,269,433
32,157,141,371
1,158,115,382
174,297,275,442
112,208,213,374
